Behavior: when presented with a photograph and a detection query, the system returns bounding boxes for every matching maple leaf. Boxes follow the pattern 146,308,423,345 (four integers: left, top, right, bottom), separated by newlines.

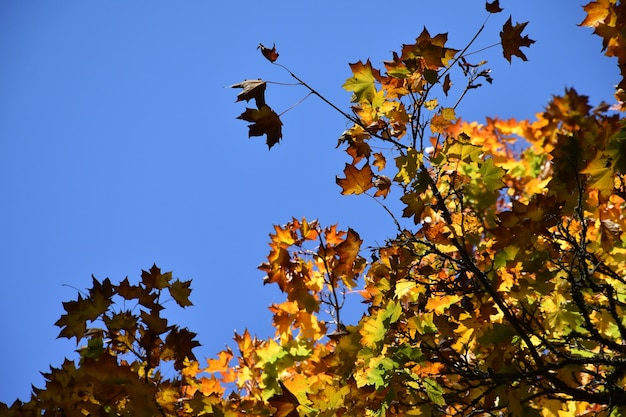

580,153,615,198
230,79,267,108
485,0,503,13
258,43,279,63
402,28,459,70
141,264,171,290
238,105,283,149
479,158,506,191
334,228,363,285
373,175,392,198
169,278,193,307
500,17,535,62
163,327,200,370
55,277,114,342
401,192,427,224
343,60,380,103
580,0,612,28
443,73,452,95
336,163,374,195
268,381,299,417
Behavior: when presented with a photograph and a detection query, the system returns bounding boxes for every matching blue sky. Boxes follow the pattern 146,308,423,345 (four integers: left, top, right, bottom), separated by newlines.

0,1,618,403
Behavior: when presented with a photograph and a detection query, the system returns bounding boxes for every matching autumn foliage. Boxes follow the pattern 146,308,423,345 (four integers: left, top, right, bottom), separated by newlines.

4,1,626,416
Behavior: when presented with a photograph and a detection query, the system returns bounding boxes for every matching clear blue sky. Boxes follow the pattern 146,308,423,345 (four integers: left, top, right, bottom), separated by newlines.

0,1,618,403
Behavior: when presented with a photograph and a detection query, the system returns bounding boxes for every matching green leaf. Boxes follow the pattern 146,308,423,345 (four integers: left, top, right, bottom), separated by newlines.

383,300,402,324
444,135,482,163
360,314,386,349
77,337,105,360
343,60,379,103
477,323,517,344
423,377,446,406
479,158,505,191
363,356,398,389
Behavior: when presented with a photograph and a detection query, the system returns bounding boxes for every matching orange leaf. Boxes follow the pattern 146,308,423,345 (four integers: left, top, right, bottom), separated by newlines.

205,349,234,374
336,163,374,195
580,0,612,28
500,17,535,62
334,228,363,277
373,152,386,171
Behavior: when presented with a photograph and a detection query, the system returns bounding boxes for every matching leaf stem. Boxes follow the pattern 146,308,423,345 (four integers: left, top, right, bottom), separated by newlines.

278,92,314,117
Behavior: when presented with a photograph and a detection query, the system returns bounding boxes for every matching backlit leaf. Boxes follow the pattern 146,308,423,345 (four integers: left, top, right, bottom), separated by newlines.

343,60,380,103
336,163,374,195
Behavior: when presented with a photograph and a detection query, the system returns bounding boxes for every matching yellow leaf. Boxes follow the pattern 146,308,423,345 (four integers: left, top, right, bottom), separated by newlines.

441,107,456,121
580,153,615,198
424,98,438,110
394,148,423,185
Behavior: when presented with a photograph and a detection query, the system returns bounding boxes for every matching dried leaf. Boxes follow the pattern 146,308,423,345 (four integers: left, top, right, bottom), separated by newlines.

258,43,279,62
230,79,267,108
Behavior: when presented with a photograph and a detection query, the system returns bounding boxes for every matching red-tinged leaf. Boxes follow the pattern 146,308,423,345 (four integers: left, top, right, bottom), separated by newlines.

238,105,283,149
258,43,279,62
500,17,535,62
336,163,374,195
486,0,503,13
230,79,266,108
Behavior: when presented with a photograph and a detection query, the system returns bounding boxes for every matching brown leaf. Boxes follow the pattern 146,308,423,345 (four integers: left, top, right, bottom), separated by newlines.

500,17,535,62
163,327,200,370
230,79,266,107
237,105,283,149
334,228,363,277
268,381,299,417
443,73,452,96
336,163,374,195
485,0,503,13
258,43,279,63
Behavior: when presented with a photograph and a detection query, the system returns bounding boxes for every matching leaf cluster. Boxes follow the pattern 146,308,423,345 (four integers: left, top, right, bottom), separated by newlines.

4,2,626,417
